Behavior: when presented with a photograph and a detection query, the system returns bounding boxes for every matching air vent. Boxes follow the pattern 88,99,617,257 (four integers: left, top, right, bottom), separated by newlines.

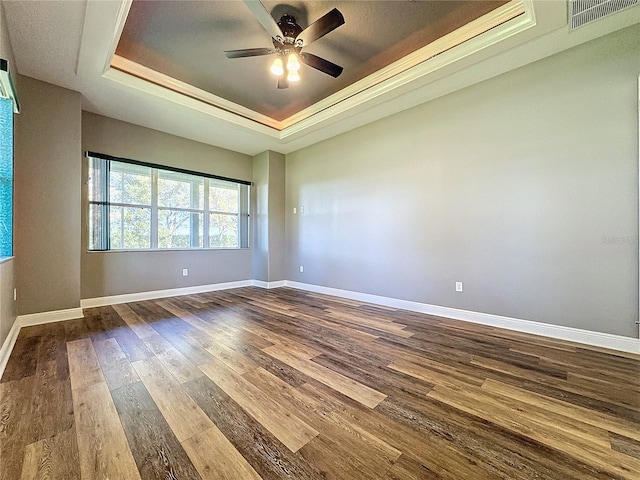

570,0,638,29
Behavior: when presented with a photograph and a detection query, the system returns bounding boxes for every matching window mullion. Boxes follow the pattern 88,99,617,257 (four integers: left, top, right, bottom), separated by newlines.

151,168,158,248
119,206,124,248
203,179,210,248
102,160,110,250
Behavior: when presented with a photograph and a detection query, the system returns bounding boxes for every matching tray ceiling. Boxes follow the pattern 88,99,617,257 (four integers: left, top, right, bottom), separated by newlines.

4,1,638,154
114,1,510,124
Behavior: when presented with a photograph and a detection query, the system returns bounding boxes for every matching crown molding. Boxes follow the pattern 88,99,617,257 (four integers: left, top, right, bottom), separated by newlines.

281,0,531,137
105,57,282,134
102,0,532,137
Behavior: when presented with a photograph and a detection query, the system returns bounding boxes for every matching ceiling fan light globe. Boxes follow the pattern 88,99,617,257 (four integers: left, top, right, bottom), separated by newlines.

287,53,300,72
287,70,300,82
270,58,284,76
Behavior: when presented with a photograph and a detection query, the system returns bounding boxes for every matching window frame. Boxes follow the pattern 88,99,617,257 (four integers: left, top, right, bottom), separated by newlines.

86,152,251,252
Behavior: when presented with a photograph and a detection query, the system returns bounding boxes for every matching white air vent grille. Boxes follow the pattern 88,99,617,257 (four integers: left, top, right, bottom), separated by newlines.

570,0,638,29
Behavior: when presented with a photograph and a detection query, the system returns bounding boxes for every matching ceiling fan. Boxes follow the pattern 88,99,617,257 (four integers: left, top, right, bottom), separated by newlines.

224,0,345,89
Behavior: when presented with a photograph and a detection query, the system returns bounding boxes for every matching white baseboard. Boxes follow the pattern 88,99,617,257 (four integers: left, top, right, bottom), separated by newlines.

0,318,20,380
81,280,254,308
17,307,84,327
252,280,286,289
284,281,640,355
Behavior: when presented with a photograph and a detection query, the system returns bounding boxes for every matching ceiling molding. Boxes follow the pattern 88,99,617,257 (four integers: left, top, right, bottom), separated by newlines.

281,0,534,138
102,65,280,137
102,0,133,76
104,0,529,135
109,55,282,132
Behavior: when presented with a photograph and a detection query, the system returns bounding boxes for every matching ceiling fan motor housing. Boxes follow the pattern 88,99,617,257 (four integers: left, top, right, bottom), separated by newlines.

277,15,303,45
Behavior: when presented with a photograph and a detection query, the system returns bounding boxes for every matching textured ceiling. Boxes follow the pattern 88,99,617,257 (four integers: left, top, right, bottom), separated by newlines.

115,0,508,121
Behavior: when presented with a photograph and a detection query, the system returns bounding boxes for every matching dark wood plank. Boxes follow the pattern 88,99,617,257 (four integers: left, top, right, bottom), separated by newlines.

611,432,640,461
0,375,38,480
29,360,75,442
183,375,327,479
63,316,93,342
383,454,445,479
35,322,69,380
1,333,40,383
111,381,203,480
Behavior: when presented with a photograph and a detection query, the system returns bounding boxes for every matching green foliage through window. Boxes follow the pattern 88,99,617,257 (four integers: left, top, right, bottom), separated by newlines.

87,155,250,251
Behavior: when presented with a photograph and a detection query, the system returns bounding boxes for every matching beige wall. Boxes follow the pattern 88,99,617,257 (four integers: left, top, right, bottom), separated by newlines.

252,151,285,283
267,151,286,282
15,76,82,315
81,112,254,299
252,151,269,282
285,24,640,338
0,3,17,345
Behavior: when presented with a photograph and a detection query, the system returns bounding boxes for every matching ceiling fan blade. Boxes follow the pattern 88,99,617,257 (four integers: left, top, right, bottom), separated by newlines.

242,0,284,41
296,8,344,46
300,53,343,78
277,76,289,89
224,48,275,58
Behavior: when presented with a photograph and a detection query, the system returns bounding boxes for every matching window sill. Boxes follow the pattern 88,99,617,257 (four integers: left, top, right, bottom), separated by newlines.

0,256,14,264
85,248,250,254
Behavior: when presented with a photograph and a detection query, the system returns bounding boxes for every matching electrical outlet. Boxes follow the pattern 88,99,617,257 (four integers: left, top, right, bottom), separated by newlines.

13,288,16,301
182,269,188,276
293,207,297,214
299,265,304,273
455,282,463,292
300,206,304,214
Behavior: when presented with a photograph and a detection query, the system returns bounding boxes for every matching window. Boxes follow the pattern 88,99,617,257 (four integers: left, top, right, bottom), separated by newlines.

87,153,250,251
0,97,13,257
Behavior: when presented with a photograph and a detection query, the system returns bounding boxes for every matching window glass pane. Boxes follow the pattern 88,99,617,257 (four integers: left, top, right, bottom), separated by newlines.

88,203,106,250
158,170,203,209
110,163,151,205
88,157,107,203
209,180,238,213
209,213,238,248
0,97,13,257
109,206,151,249
158,209,203,248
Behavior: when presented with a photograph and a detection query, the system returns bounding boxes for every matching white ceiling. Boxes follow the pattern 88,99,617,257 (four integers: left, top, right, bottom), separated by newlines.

3,0,640,156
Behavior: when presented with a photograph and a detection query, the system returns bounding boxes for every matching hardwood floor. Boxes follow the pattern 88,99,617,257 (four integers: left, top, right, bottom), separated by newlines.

1,286,639,479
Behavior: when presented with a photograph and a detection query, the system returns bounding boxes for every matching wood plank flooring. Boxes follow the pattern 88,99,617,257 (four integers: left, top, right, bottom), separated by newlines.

1,287,639,479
